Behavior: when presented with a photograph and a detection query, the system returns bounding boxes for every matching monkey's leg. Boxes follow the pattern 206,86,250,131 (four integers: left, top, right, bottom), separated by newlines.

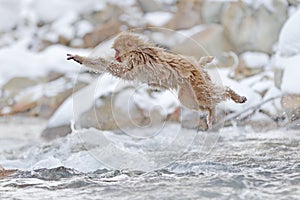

199,56,214,67
206,108,215,130
225,87,247,103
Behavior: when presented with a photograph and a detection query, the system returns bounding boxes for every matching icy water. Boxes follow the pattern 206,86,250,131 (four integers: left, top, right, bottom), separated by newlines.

0,119,299,199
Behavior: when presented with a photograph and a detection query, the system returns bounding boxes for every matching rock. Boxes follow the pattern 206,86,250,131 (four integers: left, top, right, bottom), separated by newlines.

42,75,179,140
222,0,288,54
201,0,226,24
164,0,203,30
230,52,269,80
41,125,72,141
137,0,163,13
86,3,123,25
288,0,300,5
239,112,279,132
0,76,87,118
281,94,300,122
171,24,234,59
75,86,177,130
83,20,121,48
2,77,38,97
0,167,16,178
77,90,145,131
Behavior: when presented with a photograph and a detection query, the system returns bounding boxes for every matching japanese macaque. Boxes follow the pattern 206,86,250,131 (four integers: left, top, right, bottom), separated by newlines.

67,32,247,129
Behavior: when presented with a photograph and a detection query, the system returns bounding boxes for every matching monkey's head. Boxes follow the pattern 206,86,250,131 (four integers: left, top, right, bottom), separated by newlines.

112,32,147,62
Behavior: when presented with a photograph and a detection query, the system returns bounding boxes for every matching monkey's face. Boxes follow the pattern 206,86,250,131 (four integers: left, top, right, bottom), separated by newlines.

114,49,121,62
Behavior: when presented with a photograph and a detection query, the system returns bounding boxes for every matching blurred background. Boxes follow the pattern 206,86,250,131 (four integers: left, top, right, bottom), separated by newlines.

0,0,299,139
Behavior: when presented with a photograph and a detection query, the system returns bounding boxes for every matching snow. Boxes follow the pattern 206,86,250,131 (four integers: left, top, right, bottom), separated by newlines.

0,39,88,87
218,69,262,112
51,11,77,40
277,54,300,94
75,20,94,37
144,12,173,26
252,80,274,94
33,156,63,170
278,8,300,57
260,86,282,115
47,79,97,128
241,52,269,68
132,86,179,116
31,0,98,22
0,0,21,31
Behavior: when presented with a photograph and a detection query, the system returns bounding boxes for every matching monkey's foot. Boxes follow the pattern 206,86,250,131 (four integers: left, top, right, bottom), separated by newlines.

238,96,247,103
67,54,83,65
241,96,247,103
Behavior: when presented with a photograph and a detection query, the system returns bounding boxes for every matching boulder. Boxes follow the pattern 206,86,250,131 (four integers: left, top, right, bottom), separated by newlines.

164,0,203,30
41,125,72,141
281,94,300,122
41,75,179,140
222,0,288,54
201,0,226,24
0,76,87,118
83,20,121,48
171,24,234,59
137,0,163,13
2,77,38,97
288,0,300,5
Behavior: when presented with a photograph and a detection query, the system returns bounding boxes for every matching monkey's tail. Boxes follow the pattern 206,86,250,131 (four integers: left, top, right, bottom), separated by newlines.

225,87,247,103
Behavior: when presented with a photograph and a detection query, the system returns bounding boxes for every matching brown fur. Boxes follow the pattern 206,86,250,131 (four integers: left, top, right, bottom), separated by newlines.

67,32,247,129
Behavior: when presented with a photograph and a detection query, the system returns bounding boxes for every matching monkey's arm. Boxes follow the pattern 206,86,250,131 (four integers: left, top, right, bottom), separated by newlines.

67,54,111,73
67,54,133,79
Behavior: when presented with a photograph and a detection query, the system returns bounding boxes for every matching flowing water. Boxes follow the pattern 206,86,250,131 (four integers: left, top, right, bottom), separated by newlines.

0,118,299,199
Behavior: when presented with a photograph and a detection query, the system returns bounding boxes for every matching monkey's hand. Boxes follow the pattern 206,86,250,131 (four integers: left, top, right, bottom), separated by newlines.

66,54,84,65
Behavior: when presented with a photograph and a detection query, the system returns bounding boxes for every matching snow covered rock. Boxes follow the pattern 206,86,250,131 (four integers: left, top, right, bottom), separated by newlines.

230,52,269,80
222,0,288,54
274,54,300,123
0,75,87,118
273,6,300,124
42,74,179,140
137,0,163,13
278,8,300,57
